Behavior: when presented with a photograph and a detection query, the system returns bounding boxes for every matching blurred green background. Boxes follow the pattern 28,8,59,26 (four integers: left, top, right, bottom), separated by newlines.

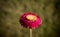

0,0,60,37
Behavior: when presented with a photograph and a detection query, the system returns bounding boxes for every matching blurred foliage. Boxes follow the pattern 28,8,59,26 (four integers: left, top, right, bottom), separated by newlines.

0,0,60,37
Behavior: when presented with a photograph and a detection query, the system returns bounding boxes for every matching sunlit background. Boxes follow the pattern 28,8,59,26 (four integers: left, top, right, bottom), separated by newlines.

0,0,60,37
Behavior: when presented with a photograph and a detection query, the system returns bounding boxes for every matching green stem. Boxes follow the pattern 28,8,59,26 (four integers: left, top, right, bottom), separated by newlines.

30,29,32,37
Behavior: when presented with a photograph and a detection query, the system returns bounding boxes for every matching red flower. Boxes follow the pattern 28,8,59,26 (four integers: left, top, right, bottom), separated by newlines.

19,12,42,29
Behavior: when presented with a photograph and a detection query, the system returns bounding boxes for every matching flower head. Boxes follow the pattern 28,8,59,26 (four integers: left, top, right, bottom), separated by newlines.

19,12,42,29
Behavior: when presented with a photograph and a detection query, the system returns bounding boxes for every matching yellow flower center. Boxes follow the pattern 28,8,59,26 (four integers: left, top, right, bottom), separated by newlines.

26,15,37,21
